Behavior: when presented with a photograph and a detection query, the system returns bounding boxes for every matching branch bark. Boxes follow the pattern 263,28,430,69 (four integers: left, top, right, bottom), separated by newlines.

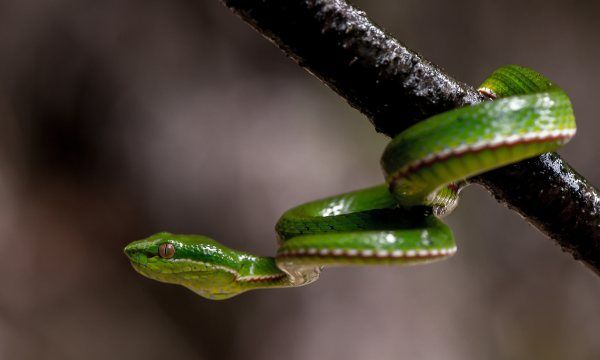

221,0,600,274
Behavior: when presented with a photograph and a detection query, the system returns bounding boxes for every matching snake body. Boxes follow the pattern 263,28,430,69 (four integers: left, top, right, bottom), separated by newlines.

124,65,576,300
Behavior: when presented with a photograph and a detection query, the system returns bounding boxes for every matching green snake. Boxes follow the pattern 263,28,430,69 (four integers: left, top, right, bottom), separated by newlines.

124,65,576,300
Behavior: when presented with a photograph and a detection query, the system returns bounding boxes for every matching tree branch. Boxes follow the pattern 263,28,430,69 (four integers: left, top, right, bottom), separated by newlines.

221,0,600,275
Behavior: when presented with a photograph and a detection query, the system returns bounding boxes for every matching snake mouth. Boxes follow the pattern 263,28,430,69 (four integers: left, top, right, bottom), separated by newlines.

125,253,160,276
123,244,170,275
127,257,196,282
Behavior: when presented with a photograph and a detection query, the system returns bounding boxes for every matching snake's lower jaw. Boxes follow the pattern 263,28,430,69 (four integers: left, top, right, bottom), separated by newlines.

135,268,246,300
126,257,245,300
187,286,243,300
128,261,168,284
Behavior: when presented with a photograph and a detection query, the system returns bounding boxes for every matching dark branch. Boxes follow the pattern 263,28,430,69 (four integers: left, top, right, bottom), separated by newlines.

221,0,600,274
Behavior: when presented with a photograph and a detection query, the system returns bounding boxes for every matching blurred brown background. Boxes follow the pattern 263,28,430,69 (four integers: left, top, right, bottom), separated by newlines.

0,0,599,359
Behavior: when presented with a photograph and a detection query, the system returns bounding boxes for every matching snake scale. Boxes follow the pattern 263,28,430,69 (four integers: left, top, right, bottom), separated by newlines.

124,65,576,300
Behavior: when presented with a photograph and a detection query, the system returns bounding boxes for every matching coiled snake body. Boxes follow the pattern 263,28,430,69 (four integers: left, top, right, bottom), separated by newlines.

124,65,576,300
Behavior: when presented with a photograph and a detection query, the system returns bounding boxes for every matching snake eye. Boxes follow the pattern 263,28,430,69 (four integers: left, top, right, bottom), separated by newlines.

158,243,175,259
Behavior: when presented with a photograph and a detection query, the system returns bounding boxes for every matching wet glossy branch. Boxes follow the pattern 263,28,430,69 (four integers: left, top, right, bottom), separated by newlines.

220,0,600,275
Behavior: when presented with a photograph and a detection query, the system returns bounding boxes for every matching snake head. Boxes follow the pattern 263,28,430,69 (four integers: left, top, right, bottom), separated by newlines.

124,232,288,300
124,232,249,300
